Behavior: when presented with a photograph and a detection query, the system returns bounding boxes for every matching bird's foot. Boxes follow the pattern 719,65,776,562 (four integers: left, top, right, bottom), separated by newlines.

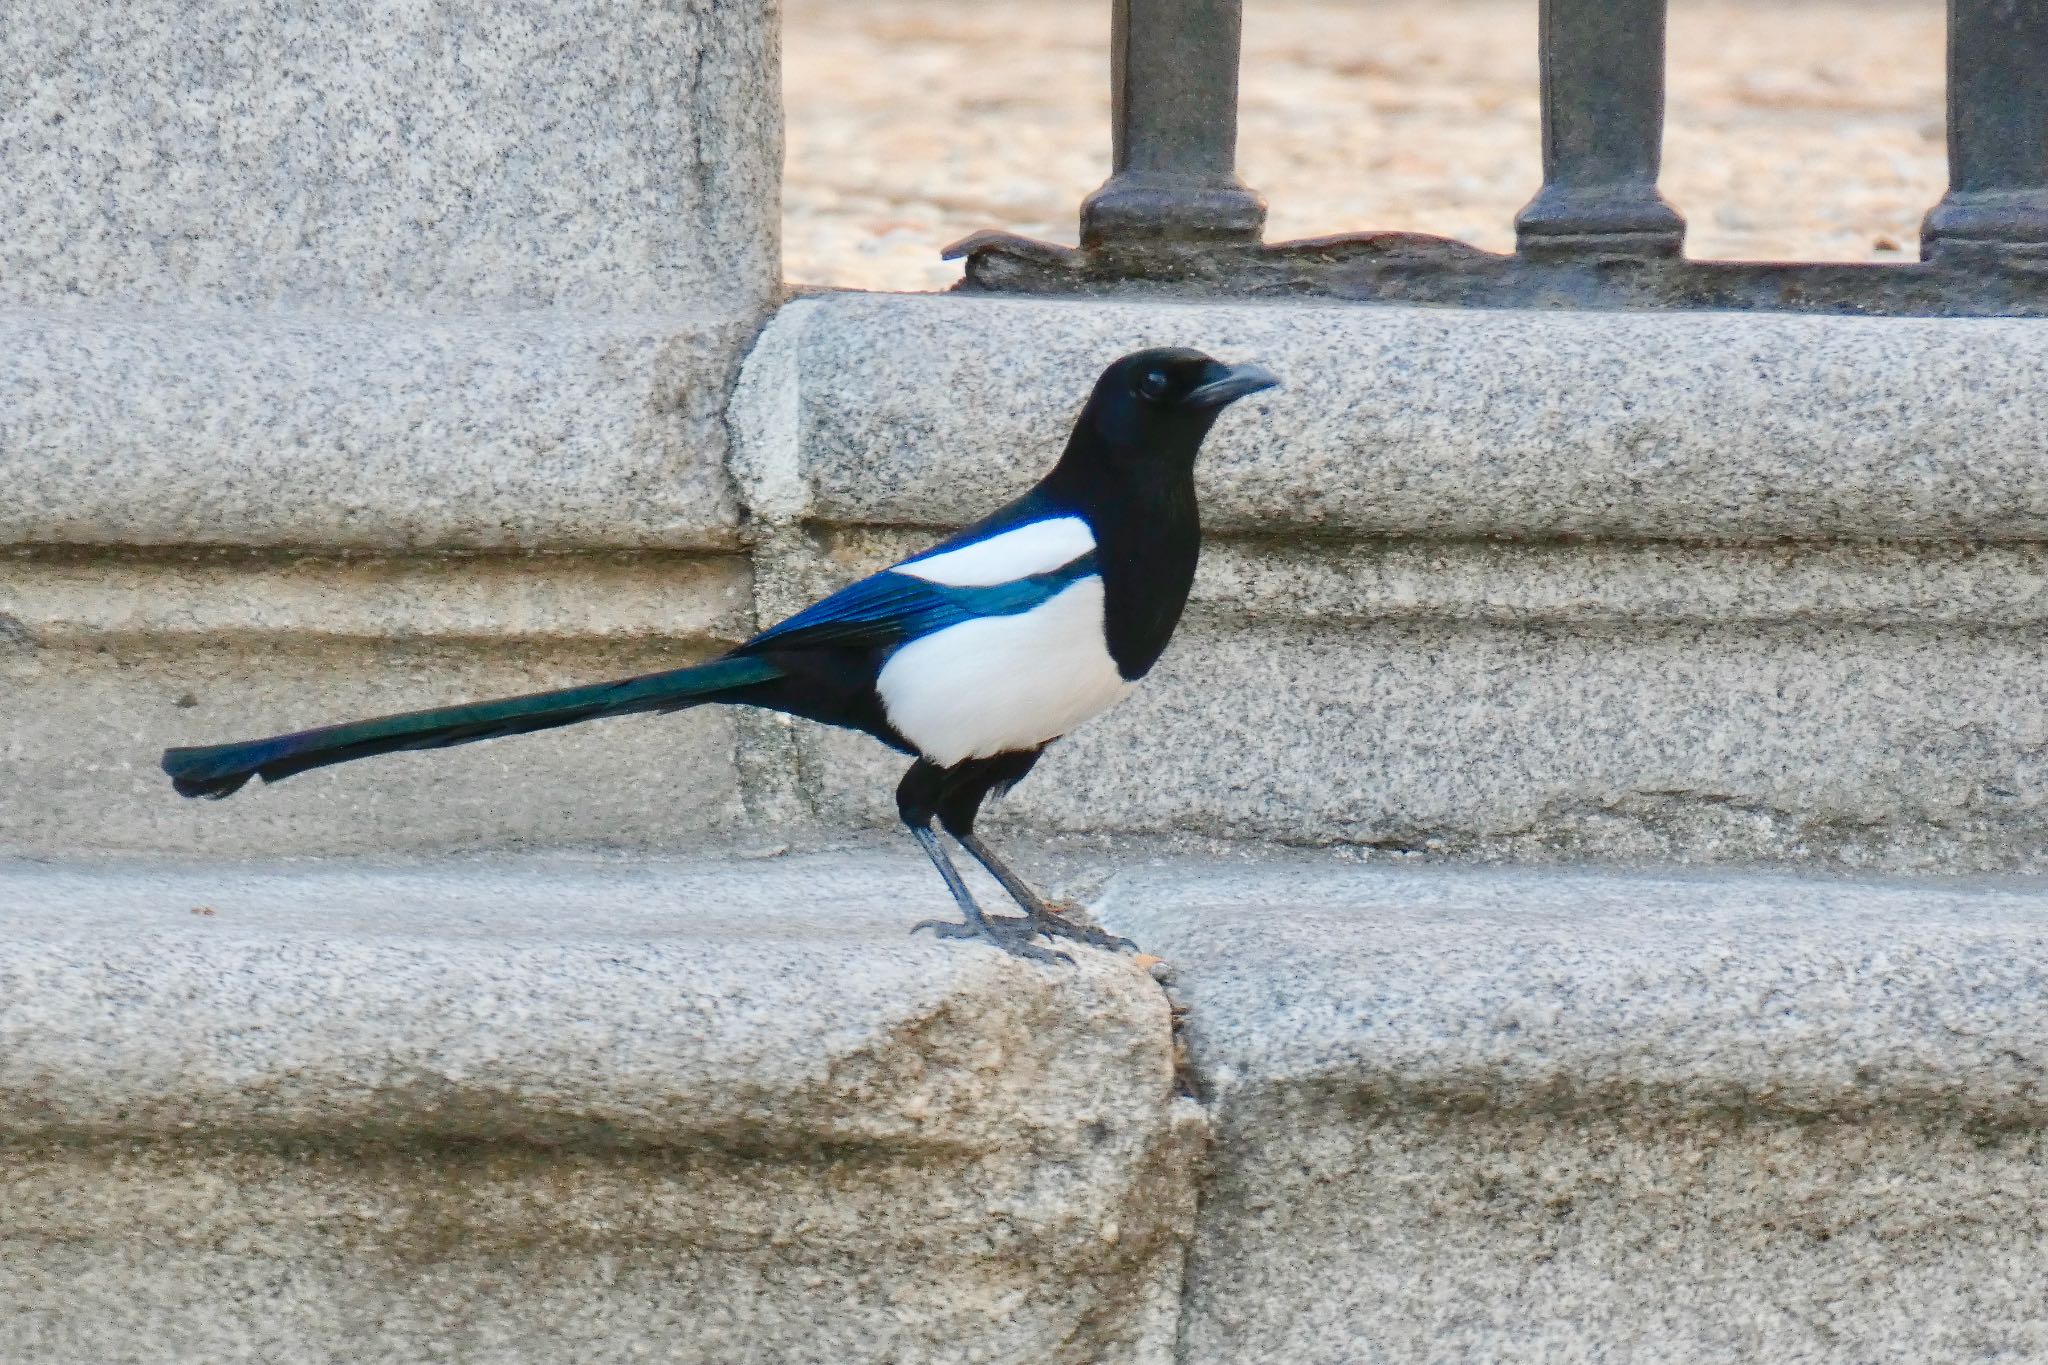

1028,901,1138,953
912,913,1074,966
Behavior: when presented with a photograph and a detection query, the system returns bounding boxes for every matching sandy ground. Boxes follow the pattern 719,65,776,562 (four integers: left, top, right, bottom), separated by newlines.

783,0,1948,292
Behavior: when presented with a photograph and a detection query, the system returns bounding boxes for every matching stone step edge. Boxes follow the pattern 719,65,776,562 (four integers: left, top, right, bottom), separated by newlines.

8,853,2048,1141
0,852,1176,1146
1098,860,2048,1126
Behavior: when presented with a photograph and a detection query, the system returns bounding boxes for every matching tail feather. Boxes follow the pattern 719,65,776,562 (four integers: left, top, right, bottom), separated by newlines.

162,655,782,799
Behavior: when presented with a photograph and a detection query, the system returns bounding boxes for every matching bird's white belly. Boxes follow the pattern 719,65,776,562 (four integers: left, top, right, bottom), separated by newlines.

875,576,1131,767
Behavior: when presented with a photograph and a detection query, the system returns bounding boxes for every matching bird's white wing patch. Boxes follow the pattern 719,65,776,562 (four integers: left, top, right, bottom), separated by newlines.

897,516,1096,587
876,576,1130,767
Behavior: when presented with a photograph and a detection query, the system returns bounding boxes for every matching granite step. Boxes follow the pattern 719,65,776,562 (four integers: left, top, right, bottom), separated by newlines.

8,851,2048,1362
1098,860,2048,1365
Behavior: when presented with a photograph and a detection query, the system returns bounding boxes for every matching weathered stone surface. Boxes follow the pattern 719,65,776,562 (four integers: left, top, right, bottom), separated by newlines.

0,310,756,551
762,292,2048,542
0,550,756,647
0,0,780,312
732,297,2048,870
0,854,1199,1365
1097,861,2048,1364
767,526,2048,871
0,551,756,856
16,847,2048,1364
1,0,782,551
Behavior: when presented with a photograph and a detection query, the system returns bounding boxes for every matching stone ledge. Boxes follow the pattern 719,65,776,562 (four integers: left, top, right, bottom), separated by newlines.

0,550,761,856
791,599,2048,871
741,292,2048,542
0,852,1197,1365
13,852,2048,1362
737,294,2048,868
1101,861,2048,1121
0,853,1174,1144
0,307,759,551
0,549,756,647
817,527,2048,630
1097,861,2048,1363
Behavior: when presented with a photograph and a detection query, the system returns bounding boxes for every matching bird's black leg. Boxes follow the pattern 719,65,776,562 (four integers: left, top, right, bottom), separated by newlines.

898,760,1070,965
932,751,1137,954
951,831,1136,953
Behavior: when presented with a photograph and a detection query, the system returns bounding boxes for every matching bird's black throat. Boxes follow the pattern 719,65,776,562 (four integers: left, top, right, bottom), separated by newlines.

1090,468,1199,680
1043,426,1205,682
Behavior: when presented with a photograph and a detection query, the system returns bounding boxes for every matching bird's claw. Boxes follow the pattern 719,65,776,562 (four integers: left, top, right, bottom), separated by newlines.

1028,909,1137,953
910,916,982,941
911,914,1075,966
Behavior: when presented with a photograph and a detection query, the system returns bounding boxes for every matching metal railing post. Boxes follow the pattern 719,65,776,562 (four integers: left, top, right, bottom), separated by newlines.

956,0,2048,312
1922,0,2048,261
1516,0,1685,257
1078,0,1266,250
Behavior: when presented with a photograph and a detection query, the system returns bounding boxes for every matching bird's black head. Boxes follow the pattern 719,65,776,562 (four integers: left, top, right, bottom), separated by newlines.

1078,348,1282,456
1043,347,1278,518
1041,348,1278,678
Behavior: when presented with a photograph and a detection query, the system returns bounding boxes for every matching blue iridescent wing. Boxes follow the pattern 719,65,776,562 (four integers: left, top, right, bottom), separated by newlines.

739,552,1100,655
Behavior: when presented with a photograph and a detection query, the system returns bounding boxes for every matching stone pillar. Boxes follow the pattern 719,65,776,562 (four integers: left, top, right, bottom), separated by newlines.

0,1,785,855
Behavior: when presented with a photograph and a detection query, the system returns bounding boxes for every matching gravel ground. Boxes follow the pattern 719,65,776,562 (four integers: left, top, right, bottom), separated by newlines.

784,0,1947,292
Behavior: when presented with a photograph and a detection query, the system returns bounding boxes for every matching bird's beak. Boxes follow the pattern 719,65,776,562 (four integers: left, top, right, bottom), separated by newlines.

1186,361,1282,409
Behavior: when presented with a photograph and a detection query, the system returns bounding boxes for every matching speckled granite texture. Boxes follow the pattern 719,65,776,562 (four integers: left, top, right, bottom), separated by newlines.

1,551,760,855
799,609,2048,870
11,852,2048,1364
1098,861,2048,1365
0,1,779,311
1,309,756,550
1,0,782,551
737,296,2048,871
0,0,785,852
767,293,2048,542
0,854,1199,1365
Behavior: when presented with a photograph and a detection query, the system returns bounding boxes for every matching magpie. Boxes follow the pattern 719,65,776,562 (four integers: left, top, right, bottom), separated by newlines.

161,348,1278,962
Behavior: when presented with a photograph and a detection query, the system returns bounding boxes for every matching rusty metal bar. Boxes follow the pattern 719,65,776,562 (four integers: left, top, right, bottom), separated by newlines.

1922,0,2048,261
1515,0,1684,257
1078,0,1265,249
955,0,2048,312
953,229,2048,314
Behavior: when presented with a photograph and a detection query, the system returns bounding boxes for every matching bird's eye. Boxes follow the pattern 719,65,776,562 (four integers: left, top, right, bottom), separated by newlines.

1137,370,1171,401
